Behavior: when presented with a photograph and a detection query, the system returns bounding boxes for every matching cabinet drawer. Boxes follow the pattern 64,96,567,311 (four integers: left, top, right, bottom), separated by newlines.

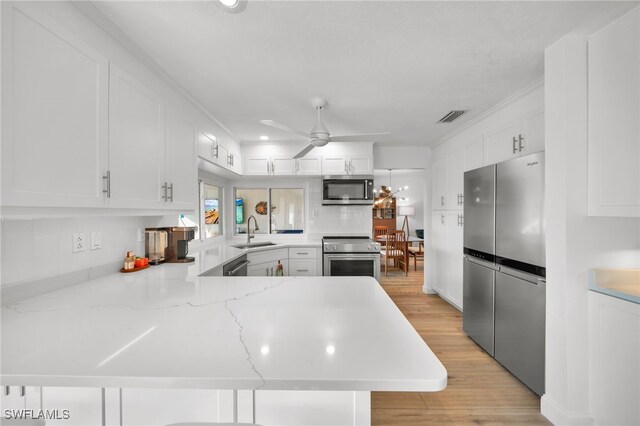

289,259,318,276
247,248,288,265
288,247,318,259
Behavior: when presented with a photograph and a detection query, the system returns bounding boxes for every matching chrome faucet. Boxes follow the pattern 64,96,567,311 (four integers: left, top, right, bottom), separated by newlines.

247,215,259,244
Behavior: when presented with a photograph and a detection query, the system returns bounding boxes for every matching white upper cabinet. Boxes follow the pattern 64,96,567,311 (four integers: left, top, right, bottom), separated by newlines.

321,156,348,175
296,156,322,175
432,156,447,210
588,8,640,217
321,155,373,175
484,107,544,165
271,156,296,175
446,150,464,211
165,108,196,210
245,155,271,175
108,64,166,209
198,132,217,163
348,156,374,175
1,3,109,208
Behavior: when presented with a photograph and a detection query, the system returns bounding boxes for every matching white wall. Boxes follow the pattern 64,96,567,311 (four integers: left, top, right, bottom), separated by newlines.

373,146,428,170
542,33,640,425
0,215,173,288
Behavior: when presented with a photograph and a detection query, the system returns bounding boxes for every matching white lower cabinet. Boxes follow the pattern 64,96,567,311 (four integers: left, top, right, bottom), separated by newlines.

431,212,464,309
121,388,221,425
248,259,289,277
589,291,640,426
288,259,317,276
0,386,41,416
41,387,101,425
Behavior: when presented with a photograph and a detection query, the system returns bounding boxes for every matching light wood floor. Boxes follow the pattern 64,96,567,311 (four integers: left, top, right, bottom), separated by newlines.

373,263,550,425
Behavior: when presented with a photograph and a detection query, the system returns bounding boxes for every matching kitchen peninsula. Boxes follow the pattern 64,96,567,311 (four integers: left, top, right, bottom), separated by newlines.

1,250,447,425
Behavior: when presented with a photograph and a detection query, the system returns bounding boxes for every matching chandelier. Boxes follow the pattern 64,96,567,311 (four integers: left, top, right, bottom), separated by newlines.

373,169,409,205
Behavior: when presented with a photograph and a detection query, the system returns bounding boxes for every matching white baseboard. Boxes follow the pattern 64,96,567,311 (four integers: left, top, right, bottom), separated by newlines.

541,395,594,426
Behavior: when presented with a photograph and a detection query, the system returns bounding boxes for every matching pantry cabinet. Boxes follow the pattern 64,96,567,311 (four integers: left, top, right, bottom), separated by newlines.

1,3,109,209
108,64,166,209
431,212,464,309
588,8,640,217
484,107,544,165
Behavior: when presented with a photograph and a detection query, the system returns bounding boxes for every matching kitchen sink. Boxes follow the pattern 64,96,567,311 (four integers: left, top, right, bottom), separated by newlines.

231,241,278,249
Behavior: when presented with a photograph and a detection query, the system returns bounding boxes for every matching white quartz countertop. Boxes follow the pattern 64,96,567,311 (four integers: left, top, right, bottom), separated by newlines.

1,269,447,392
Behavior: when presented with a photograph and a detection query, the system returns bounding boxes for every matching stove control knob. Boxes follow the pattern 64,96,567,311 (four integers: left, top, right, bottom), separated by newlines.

332,245,337,251
368,244,373,251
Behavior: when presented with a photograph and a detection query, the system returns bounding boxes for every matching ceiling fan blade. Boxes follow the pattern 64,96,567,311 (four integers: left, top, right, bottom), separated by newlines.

330,132,391,142
260,120,311,138
293,144,316,159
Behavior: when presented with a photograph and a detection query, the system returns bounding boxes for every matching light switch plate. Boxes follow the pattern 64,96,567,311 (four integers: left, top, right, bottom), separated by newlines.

91,232,102,250
72,233,86,253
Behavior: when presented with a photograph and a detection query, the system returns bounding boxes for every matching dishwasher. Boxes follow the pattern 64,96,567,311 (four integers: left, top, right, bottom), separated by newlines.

200,254,249,277
222,254,250,276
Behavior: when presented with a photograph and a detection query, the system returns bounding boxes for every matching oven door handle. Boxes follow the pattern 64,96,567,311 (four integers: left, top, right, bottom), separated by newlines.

324,253,380,260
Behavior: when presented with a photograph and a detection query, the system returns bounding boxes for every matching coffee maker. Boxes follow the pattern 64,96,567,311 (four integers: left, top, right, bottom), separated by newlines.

162,227,196,263
145,228,168,265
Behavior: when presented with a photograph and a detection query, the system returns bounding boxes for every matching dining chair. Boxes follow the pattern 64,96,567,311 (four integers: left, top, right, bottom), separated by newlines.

408,240,424,271
373,225,389,246
380,229,407,276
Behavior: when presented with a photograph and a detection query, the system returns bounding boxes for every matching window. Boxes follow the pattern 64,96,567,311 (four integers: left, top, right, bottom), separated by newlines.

181,181,223,240
235,188,304,234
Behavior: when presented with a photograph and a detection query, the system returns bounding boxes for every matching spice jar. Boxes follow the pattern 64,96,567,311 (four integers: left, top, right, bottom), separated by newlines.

124,251,136,270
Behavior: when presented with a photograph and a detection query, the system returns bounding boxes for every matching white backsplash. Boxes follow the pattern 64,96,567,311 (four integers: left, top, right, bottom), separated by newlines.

307,179,372,236
1,215,172,287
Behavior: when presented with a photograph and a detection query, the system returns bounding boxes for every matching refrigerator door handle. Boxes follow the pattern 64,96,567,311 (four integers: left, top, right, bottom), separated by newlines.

464,255,499,270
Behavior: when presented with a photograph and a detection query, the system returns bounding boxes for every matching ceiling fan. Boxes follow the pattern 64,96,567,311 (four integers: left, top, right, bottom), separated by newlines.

260,98,390,159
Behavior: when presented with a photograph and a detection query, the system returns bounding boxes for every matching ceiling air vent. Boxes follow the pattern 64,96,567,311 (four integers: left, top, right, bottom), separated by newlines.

437,110,467,123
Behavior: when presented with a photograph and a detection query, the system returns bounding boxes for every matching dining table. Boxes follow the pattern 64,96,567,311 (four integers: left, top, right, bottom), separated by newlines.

375,234,424,273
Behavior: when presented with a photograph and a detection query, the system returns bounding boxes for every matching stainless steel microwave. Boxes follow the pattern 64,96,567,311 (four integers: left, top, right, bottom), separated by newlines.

322,176,374,205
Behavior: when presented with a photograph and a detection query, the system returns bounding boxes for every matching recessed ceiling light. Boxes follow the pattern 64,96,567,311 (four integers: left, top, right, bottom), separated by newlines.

259,135,269,141
219,0,239,8
215,0,247,13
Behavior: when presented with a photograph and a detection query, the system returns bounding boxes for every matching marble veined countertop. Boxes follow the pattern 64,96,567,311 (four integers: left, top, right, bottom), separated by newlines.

1,270,447,392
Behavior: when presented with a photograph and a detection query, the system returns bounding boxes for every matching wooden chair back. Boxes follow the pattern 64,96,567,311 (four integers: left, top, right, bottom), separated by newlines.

373,226,388,240
385,230,406,258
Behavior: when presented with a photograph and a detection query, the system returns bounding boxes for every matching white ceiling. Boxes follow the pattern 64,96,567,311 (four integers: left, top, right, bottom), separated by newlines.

92,1,637,146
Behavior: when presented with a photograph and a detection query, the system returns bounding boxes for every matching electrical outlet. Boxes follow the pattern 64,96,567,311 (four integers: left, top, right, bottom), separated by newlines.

72,233,86,253
91,232,102,250
312,210,319,218
137,228,145,242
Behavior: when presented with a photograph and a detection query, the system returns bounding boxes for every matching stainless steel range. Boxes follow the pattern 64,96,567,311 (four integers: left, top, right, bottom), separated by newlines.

323,236,381,282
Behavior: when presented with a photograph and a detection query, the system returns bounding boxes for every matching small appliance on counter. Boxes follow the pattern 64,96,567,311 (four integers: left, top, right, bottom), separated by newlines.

162,227,196,263
145,228,168,265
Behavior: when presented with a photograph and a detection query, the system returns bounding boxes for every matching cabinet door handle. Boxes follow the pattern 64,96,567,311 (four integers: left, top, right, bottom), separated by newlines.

162,182,168,201
102,171,111,198
441,195,445,207
441,214,445,224
19,386,25,397
267,161,270,174
512,136,518,154
518,134,524,152
4,386,9,396
212,144,218,159
345,161,348,173
266,267,270,276
271,161,275,174
296,269,309,272
168,183,174,202
349,159,353,173
270,267,274,276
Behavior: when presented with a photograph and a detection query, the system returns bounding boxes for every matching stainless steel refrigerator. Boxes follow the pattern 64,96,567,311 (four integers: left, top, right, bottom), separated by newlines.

462,152,546,396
